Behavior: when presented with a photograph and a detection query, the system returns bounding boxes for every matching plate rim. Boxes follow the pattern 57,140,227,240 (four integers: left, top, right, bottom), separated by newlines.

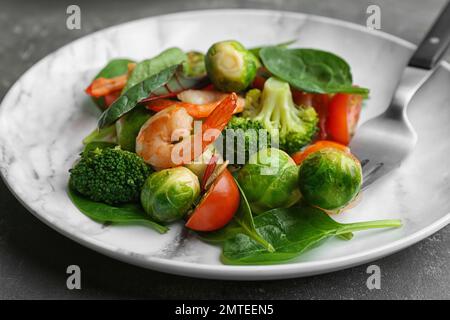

1,8,449,280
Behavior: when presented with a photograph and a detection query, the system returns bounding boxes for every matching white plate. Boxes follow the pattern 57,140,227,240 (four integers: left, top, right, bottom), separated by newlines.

0,9,449,280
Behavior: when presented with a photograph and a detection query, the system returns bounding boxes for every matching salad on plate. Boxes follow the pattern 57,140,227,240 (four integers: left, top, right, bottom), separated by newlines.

68,40,402,265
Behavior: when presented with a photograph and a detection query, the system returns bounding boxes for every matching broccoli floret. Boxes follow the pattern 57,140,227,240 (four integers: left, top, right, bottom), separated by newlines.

279,106,319,154
242,88,262,118
69,146,152,204
219,116,270,165
246,77,318,154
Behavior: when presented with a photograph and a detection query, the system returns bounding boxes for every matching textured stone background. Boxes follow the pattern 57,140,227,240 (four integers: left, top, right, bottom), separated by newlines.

0,0,449,299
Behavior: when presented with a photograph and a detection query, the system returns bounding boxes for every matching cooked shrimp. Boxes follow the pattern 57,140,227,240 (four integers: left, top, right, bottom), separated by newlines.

146,89,244,118
178,89,231,104
85,63,136,98
136,93,237,169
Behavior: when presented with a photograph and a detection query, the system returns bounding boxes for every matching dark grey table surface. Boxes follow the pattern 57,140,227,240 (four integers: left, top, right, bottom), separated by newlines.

0,0,449,300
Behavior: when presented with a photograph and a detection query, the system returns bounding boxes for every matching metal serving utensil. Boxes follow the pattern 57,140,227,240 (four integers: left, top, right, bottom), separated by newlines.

350,2,450,189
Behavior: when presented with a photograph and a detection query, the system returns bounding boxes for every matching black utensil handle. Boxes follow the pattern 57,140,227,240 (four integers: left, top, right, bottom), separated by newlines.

409,1,450,69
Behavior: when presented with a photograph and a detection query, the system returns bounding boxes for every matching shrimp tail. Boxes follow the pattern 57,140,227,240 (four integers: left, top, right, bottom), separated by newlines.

201,93,237,149
202,93,237,133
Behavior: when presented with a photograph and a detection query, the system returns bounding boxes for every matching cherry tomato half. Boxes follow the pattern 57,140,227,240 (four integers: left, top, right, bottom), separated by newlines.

185,169,240,232
326,93,362,145
291,140,350,165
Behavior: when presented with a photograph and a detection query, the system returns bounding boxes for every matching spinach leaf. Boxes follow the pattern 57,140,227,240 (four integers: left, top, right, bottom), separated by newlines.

82,125,117,145
98,64,179,128
198,179,274,252
68,185,168,234
91,59,135,108
95,58,135,79
259,47,369,95
222,205,401,264
123,47,187,92
249,40,296,57
116,105,153,152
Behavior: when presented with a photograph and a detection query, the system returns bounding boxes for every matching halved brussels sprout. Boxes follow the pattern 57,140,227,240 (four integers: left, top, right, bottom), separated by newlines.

236,148,301,213
140,167,200,223
183,51,206,77
298,148,362,211
115,106,153,152
205,40,258,92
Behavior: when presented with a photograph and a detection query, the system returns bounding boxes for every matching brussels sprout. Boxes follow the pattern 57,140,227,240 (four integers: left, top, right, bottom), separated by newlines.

140,167,200,223
298,148,362,211
183,51,206,77
236,148,301,213
205,40,258,92
116,106,153,151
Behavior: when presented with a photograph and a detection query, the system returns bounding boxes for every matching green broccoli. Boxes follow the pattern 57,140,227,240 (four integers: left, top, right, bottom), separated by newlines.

69,146,152,204
219,116,270,165
245,77,318,154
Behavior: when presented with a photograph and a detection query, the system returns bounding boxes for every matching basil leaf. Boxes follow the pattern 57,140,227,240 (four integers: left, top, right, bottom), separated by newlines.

222,205,401,264
260,47,369,95
198,179,274,252
68,185,168,234
123,47,187,92
91,58,134,109
97,64,179,128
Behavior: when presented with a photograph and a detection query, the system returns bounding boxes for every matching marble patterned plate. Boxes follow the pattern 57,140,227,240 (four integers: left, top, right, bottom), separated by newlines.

0,9,449,280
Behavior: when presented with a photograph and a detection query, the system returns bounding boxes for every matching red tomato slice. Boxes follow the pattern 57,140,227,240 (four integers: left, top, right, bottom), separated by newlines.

185,169,240,232
347,94,363,136
291,140,350,165
326,93,362,145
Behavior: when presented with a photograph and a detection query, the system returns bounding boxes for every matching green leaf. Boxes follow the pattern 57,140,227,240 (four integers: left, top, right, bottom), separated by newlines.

259,47,369,95
68,184,168,234
198,179,274,252
249,40,296,57
116,106,153,152
95,59,135,79
123,47,187,92
221,205,401,264
97,64,179,128
82,125,117,145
